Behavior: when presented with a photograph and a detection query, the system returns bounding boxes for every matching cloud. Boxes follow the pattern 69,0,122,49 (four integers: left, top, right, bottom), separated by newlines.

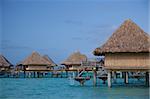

70,24,118,45
92,24,118,32
1,45,32,50
80,24,119,45
1,39,32,50
94,24,111,29
85,24,119,39
64,20,83,25
72,37,83,40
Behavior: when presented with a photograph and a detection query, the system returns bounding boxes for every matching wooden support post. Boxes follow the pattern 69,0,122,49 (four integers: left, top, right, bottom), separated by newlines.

124,72,129,84
33,72,35,78
113,71,117,84
93,70,97,86
119,71,122,78
60,71,63,78
26,72,28,78
37,72,39,78
51,72,53,78
108,70,112,88
87,71,88,77
17,71,20,78
80,80,85,86
145,72,149,87
76,71,78,77
35,72,38,78
16,71,18,78
24,71,26,78
42,72,44,77
66,71,68,78
41,72,43,77
28,72,31,78
43,72,45,78
73,72,75,78
18,71,20,78
149,72,150,87
23,66,26,78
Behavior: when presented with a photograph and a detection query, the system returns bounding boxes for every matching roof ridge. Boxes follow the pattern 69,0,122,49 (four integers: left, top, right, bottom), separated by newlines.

0,54,12,66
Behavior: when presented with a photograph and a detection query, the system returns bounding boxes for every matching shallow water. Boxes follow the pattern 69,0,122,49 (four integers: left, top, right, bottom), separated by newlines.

0,78,149,99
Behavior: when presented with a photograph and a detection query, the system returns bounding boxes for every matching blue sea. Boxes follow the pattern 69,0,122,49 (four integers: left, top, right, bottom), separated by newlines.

0,78,149,99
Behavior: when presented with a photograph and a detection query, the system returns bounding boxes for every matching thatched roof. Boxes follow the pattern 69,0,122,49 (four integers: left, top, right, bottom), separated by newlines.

42,55,57,66
0,54,12,67
21,51,52,66
93,19,150,56
61,51,87,65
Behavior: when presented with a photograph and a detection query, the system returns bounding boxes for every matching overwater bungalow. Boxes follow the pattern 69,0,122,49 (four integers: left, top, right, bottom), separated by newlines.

16,51,57,77
0,54,13,76
93,19,150,87
61,51,87,70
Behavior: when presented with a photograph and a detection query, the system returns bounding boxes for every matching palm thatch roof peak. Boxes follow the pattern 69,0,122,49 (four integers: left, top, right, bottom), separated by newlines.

61,51,87,65
42,55,57,66
93,19,150,55
21,51,51,65
0,54,12,67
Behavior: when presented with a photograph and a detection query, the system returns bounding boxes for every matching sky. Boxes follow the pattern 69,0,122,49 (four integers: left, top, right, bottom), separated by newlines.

0,0,149,65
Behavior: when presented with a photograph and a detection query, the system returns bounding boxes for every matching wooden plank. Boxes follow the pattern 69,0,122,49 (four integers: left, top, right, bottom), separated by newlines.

105,53,150,67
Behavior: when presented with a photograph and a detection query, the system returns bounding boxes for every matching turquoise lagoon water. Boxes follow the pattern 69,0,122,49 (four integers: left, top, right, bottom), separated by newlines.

0,78,149,99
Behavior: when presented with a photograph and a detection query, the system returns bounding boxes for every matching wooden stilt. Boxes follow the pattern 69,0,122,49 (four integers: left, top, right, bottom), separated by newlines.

28,72,31,78
34,72,36,78
93,70,97,86
24,71,26,78
149,72,150,87
37,72,39,78
80,80,84,86
124,72,129,84
18,71,20,78
51,72,53,77
108,70,112,88
26,72,28,78
120,72,123,78
42,72,45,77
66,71,68,78
41,72,43,77
16,71,18,78
76,71,78,77
145,72,149,87
23,66,26,78
87,71,88,77
73,72,75,78
34,72,35,78
113,71,117,83
60,71,63,78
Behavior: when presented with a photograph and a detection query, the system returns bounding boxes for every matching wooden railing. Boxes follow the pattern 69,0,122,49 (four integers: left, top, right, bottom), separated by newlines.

81,61,100,67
